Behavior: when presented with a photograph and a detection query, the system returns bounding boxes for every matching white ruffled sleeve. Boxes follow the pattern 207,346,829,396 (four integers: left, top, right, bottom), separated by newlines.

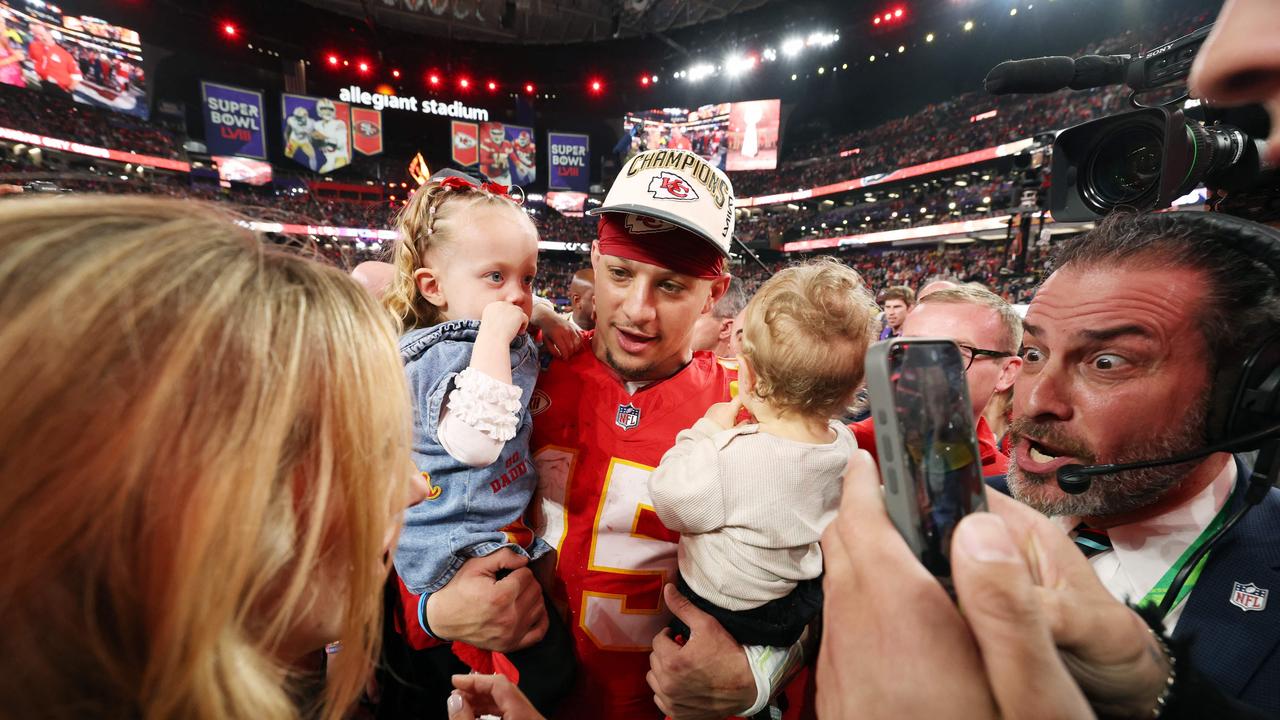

437,367,524,468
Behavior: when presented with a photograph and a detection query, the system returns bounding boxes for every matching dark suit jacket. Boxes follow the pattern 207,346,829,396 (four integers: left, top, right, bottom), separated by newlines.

1173,457,1280,715
984,456,1280,715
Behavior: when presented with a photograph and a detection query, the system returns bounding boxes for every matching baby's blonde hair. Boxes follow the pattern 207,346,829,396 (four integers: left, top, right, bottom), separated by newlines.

383,179,537,333
0,196,413,720
741,258,879,417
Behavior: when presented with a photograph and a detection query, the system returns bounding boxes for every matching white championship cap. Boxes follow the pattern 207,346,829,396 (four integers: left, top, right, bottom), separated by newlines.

588,149,736,256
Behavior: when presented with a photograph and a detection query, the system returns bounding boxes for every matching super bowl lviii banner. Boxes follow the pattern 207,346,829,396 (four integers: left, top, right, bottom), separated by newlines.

201,82,266,159
282,93,351,173
548,132,590,192
351,107,383,156
479,122,536,186
451,121,478,167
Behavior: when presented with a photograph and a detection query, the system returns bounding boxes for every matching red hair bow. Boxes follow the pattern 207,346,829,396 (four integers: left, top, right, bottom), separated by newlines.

436,175,520,203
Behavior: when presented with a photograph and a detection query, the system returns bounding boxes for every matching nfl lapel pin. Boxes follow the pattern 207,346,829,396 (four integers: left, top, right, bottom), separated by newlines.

1230,581,1269,612
616,403,641,431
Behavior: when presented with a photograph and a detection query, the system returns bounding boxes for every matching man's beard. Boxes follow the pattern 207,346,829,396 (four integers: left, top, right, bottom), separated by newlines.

1006,389,1210,518
603,346,660,382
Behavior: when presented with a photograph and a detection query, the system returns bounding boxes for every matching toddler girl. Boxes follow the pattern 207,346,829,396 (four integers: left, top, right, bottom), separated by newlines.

382,169,572,712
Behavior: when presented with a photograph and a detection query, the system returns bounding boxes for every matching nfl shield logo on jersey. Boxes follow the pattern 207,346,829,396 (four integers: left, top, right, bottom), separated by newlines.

615,403,641,431
1230,581,1269,612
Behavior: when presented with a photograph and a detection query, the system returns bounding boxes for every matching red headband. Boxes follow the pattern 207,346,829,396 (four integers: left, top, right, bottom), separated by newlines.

596,213,725,279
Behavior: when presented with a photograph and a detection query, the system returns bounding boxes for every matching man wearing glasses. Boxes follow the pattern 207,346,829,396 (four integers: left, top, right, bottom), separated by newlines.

852,285,1022,477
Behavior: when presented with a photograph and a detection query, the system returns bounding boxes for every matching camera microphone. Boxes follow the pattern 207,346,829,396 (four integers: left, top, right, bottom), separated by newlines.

1067,55,1132,90
983,56,1075,95
984,54,1134,95
1056,423,1280,494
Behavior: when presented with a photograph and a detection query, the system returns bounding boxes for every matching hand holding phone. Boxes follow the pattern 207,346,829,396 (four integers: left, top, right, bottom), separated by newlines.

864,338,988,584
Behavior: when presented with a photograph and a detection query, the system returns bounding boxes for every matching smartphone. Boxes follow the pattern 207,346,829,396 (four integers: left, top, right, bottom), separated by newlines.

864,338,988,583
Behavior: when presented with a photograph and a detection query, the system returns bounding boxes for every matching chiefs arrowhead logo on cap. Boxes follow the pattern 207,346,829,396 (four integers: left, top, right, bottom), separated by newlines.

624,213,678,234
647,171,699,202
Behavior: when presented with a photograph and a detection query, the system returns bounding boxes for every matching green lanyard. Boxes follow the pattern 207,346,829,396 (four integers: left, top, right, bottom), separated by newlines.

1136,499,1233,617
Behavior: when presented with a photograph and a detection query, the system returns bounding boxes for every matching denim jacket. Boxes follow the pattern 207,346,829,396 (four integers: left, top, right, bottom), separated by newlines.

393,319,550,595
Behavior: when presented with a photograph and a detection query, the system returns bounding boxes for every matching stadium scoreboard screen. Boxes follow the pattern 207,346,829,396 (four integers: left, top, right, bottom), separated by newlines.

623,98,780,172
0,0,147,118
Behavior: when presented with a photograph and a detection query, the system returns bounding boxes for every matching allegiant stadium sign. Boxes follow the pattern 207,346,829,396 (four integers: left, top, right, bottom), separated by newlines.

338,85,491,121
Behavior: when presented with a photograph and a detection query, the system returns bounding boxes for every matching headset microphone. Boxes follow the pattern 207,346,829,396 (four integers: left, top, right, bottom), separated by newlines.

1056,423,1280,494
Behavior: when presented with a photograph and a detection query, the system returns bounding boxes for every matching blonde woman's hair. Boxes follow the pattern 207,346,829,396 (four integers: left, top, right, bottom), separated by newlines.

741,258,879,417
0,196,413,720
383,179,537,333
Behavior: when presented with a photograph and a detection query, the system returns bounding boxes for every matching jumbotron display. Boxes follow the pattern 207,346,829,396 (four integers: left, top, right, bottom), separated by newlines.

0,0,147,118
623,98,780,172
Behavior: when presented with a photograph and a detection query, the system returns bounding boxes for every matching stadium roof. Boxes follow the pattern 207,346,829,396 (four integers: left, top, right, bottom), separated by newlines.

300,0,778,44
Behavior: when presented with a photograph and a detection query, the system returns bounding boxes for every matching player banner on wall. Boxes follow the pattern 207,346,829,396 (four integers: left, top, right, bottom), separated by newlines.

201,82,266,159
281,93,351,174
451,121,478,167
479,122,536,186
351,107,383,156
547,132,589,192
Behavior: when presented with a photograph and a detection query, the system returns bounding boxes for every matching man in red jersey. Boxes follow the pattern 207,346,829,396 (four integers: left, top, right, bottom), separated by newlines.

418,150,801,720
27,24,81,94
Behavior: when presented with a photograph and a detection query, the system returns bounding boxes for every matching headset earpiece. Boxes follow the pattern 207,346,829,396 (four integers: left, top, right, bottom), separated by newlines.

1172,213,1280,447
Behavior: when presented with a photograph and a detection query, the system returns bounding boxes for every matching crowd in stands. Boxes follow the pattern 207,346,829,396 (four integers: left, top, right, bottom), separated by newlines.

722,241,1046,306
0,83,181,159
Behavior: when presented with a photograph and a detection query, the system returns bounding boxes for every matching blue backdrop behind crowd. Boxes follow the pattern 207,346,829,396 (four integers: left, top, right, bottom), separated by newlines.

0,0,1278,719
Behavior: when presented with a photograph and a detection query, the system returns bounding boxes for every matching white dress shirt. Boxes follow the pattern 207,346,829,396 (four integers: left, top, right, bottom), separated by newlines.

1068,459,1237,631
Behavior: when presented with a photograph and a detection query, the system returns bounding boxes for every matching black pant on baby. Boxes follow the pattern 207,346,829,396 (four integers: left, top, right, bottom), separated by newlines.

668,573,823,647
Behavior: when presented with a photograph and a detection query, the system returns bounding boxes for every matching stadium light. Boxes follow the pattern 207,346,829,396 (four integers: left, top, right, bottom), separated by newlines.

459,77,470,90
589,79,602,93
525,83,535,93
222,22,237,37
651,74,659,83
762,48,777,62
781,37,804,57
428,73,441,86
687,63,715,82
817,66,824,74
963,20,974,31
392,69,401,78
926,32,934,42
883,13,891,21
358,61,370,73
327,54,339,66
641,76,650,86
1010,8,1017,15
874,17,881,25
894,8,903,18
487,80,498,91
791,73,797,80
898,45,905,53
870,54,876,62
724,53,757,77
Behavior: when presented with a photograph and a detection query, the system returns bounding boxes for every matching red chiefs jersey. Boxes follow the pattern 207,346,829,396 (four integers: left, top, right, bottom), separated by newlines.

530,341,737,720
513,143,535,172
479,137,513,180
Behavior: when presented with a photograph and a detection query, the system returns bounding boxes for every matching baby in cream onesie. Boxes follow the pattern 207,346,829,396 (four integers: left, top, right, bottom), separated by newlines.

650,259,878,648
